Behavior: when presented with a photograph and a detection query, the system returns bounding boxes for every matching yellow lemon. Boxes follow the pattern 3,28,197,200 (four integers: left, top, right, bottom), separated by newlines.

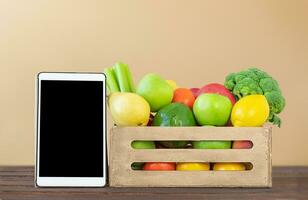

231,95,269,127
213,163,246,171
166,80,178,90
109,92,150,126
176,163,210,171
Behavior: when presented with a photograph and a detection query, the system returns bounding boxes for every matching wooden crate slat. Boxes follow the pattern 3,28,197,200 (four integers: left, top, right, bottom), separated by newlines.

111,171,270,187
127,149,257,162
111,126,265,140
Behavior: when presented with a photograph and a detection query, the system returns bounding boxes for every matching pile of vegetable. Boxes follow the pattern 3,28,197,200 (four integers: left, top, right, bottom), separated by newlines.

106,63,285,171
224,68,285,127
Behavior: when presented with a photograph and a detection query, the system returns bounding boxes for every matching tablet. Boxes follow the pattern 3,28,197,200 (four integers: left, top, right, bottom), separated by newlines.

35,72,107,187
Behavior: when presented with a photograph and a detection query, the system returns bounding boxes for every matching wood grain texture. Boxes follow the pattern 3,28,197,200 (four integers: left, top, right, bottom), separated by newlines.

109,126,271,187
0,166,308,200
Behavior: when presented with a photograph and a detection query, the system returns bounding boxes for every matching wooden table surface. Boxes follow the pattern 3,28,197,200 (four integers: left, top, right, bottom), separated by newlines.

0,166,307,200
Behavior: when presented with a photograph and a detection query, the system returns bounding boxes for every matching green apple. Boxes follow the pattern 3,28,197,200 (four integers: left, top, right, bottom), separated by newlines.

192,125,231,149
193,93,232,126
192,141,231,149
137,74,173,112
131,141,155,149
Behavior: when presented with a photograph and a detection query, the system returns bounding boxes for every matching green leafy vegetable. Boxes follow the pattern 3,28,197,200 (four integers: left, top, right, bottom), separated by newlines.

104,67,120,93
114,63,131,92
123,63,136,92
104,62,135,94
224,68,285,127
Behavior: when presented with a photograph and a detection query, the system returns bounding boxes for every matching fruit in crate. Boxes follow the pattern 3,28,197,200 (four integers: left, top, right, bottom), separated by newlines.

131,163,144,170
232,141,253,149
157,141,189,149
109,92,150,126
225,68,286,126
213,163,246,171
191,126,232,149
231,95,269,127
152,103,196,148
193,94,232,126
152,103,197,126
137,74,173,112
197,83,236,105
143,162,176,170
131,141,156,149
147,113,155,126
190,88,200,98
176,163,210,171
193,140,231,149
172,88,195,108
131,141,155,170
166,79,178,90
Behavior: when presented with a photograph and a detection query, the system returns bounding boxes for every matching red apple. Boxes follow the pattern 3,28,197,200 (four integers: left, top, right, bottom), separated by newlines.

190,88,200,98
197,83,236,105
232,141,253,149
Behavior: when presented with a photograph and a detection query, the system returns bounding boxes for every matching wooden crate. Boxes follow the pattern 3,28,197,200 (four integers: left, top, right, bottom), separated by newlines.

109,126,272,187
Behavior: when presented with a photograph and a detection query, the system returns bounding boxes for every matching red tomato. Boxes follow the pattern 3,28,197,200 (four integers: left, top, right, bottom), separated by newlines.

172,88,196,108
143,162,176,171
197,83,236,105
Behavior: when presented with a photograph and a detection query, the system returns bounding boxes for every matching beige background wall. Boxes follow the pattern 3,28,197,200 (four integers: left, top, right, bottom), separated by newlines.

0,0,307,166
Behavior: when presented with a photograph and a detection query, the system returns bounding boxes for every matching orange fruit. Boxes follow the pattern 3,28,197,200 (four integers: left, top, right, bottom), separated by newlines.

172,88,195,108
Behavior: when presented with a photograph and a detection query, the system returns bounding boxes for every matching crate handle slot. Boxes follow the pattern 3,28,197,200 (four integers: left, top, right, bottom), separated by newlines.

131,162,253,171
131,140,253,149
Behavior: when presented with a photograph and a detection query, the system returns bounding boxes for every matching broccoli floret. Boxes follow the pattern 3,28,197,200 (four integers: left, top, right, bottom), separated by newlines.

264,91,285,114
268,112,281,128
249,68,271,81
224,68,285,127
233,78,263,98
259,78,281,93
225,73,236,90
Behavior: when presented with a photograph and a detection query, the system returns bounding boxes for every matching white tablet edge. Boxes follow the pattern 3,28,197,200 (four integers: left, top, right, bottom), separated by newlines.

35,72,107,187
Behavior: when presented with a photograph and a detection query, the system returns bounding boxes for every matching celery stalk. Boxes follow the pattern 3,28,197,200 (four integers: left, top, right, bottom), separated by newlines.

123,63,136,93
104,67,120,93
114,62,130,92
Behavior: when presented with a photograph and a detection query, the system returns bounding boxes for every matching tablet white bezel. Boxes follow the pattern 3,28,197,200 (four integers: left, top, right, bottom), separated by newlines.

35,72,107,187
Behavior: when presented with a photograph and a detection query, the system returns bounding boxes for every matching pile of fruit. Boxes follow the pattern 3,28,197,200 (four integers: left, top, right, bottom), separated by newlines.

105,63,285,171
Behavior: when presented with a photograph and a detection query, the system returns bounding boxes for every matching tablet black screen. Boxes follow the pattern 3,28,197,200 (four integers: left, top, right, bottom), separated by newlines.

39,80,104,177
